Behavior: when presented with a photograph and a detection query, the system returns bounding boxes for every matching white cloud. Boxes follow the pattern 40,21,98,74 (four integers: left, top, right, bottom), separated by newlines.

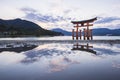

0,0,120,30
94,16,120,29
0,6,25,19
21,7,73,30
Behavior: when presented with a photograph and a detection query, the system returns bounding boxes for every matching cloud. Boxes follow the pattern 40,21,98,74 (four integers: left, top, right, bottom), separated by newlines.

96,17,120,24
24,13,59,23
21,8,37,13
20,7,73,30
21,7,72,23
93,16,120,29
21,8,58,23
21,7,120,30
0,6,25,19
64,9,71,14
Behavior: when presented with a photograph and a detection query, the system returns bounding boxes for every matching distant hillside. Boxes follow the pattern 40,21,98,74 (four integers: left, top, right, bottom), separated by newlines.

0,18,63,37
52,28,71,36
92,28,120,36
51,28,120,36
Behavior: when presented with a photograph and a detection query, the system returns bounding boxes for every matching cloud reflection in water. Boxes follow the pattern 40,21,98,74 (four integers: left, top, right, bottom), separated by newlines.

0,42,120,80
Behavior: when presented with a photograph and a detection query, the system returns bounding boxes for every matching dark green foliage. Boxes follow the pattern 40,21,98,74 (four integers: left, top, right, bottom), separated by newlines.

0,19,63,37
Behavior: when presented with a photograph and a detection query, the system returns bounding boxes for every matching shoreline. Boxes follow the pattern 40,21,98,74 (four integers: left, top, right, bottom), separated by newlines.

0,40,120,44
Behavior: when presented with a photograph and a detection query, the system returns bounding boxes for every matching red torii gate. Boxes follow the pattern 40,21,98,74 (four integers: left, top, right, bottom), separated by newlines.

71,17,97,40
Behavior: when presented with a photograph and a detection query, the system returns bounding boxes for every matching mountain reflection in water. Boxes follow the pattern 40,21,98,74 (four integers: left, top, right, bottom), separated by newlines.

0,42,120,80
0,43,38,53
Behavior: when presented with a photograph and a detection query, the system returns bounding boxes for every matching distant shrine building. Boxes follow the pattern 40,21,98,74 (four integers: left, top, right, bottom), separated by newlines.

71,17,97,40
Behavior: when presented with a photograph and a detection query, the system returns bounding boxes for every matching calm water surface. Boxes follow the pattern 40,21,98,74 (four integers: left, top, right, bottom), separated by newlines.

0,41,120,80
0,36,120,40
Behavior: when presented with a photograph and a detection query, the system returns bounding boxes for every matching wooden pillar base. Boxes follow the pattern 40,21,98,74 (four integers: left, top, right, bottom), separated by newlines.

72,29,74,40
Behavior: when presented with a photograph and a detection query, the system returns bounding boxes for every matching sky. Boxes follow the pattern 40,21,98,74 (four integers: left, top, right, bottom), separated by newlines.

0,0,120,31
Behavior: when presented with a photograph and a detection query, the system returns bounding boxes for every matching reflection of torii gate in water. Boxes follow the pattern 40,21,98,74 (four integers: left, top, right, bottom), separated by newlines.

71,17,97,40
72,43,96,54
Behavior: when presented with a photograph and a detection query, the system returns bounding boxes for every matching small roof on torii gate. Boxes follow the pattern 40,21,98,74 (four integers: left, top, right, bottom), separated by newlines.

71,17,97,24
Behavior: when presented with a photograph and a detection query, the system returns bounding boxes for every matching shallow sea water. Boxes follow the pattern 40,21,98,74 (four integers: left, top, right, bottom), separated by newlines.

0,41,120,80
